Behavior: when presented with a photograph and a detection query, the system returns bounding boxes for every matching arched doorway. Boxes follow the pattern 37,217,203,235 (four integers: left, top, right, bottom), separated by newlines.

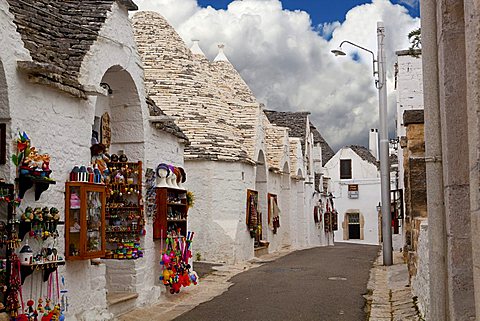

295,168,305,247
93,66,145,300
94,66,144,158
280,162,291,246
0,59,10,179
255,150,267,248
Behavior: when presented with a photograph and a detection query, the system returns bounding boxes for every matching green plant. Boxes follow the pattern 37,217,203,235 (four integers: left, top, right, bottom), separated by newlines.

408,28,421,57
195,252,201,261
186,191,195,208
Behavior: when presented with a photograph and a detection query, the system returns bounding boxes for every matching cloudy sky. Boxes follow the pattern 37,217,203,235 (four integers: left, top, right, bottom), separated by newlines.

134,0,420,151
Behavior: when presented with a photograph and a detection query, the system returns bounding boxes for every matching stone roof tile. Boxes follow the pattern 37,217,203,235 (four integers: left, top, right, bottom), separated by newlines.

133,11,257,163
7,0,135,98
348,145,380,169
309,122,335,166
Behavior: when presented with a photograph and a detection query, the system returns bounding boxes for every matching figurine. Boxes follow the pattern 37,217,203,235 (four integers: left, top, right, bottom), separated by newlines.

41,154,50,172
33,207,43,222
50,208,60,221
37,298,44,314
43,207,52,221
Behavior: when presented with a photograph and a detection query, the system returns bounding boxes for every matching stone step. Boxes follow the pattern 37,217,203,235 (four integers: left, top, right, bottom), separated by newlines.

107,291,139,317
254,245,269,257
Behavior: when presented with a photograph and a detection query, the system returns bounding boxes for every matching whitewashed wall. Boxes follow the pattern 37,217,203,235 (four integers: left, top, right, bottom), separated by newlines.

395,53,424,194
185,161,255,264
0,2,185,320
324,148,381,245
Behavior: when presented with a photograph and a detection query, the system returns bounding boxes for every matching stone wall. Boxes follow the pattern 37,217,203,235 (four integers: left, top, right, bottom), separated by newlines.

411,219,429,319
401,111,426,280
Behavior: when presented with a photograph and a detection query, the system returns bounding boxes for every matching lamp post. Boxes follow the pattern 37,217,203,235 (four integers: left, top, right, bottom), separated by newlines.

331,21,392,266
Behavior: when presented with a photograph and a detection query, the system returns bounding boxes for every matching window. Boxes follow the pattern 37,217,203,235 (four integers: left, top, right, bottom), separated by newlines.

340,159,352,179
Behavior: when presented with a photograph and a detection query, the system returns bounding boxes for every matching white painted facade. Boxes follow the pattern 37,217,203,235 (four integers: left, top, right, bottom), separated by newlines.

324,147,381,245
0,1,187,319
395,51,423,194
0,2,336,319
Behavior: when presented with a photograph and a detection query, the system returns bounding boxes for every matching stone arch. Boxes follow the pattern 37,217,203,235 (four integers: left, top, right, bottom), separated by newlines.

255,150,267,245
93,65,145,295
0,59,9,119
0,59,11,178
295,167,306,247
94,65,145,159
280,161,291,246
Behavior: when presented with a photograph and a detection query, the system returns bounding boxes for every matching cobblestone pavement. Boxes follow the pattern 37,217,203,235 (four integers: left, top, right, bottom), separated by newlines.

365,251,424,321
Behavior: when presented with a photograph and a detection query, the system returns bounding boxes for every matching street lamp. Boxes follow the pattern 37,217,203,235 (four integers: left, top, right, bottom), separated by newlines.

331,21,392,266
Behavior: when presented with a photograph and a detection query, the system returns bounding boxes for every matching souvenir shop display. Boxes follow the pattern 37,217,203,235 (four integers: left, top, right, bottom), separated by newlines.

144,168,156,219
153,164,188,239
155,163,186,190
246,189,260,241
65,182,106,260
104,159,145,259
159,231,197,294
324,197,338,232
267,193,280,234
12,132,56,200
2,133,67,319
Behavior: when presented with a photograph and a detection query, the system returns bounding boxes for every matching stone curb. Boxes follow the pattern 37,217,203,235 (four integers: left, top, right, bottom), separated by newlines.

365,250,424,321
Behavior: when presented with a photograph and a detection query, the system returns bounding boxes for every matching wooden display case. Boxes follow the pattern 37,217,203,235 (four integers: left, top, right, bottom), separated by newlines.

65,182,106,260
154,187,188,239
104,161,144,259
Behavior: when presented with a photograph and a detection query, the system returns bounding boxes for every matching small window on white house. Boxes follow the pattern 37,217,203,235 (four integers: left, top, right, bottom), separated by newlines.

340,159,352,179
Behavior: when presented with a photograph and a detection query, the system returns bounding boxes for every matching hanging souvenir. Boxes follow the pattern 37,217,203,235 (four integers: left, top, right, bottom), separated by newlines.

159,231,197,294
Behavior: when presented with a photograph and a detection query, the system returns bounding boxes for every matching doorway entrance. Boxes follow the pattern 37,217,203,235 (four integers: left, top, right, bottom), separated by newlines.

348,212,360,239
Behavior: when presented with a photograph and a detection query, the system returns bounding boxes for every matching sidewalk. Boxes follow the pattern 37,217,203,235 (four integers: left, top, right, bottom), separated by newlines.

365,250,424,321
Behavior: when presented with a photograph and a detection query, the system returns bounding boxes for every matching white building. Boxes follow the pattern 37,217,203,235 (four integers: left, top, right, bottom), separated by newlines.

324,145,381,245
133,11,335,264
0,1,188,319
395,50,423,199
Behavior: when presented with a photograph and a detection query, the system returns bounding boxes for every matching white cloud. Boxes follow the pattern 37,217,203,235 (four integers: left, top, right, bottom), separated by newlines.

136,0,420,150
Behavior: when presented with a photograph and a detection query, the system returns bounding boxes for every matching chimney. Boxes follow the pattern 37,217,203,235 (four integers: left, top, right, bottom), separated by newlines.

213,44,230,62
369,129,379,160
190,39,206,56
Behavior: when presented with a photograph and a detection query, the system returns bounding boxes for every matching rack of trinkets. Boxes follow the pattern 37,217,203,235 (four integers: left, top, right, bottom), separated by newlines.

4,132,66,319
104,157,145,259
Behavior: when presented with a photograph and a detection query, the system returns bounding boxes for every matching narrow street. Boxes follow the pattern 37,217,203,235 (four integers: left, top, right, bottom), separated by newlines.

174,243,379,321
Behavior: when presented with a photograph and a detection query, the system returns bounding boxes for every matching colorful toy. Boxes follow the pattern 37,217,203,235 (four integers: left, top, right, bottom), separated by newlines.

159,231,196,294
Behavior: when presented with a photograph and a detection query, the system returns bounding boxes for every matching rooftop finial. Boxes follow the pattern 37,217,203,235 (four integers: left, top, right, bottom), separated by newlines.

190,39,206,56
214,43,230,62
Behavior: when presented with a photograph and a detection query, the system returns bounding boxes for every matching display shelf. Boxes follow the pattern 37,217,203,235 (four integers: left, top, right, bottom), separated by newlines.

20,260,65,284
65,182,106,260
18,220,64,241
16,175,56,200
105,161,144,259
154,187,188,239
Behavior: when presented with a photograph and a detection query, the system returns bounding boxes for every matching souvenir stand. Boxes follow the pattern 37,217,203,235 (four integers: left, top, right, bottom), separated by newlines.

154,163,197,294
2,132,66,320
103,156,144,260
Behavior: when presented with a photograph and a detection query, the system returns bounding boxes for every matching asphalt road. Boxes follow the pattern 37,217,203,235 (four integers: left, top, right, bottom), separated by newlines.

174,242,379,321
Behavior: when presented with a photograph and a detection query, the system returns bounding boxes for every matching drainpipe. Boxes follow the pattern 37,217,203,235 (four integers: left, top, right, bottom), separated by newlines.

420,0,448,319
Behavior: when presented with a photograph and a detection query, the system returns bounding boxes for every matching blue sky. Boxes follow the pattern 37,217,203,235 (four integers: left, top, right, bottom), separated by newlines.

136,0,421,149
197,0,419,27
